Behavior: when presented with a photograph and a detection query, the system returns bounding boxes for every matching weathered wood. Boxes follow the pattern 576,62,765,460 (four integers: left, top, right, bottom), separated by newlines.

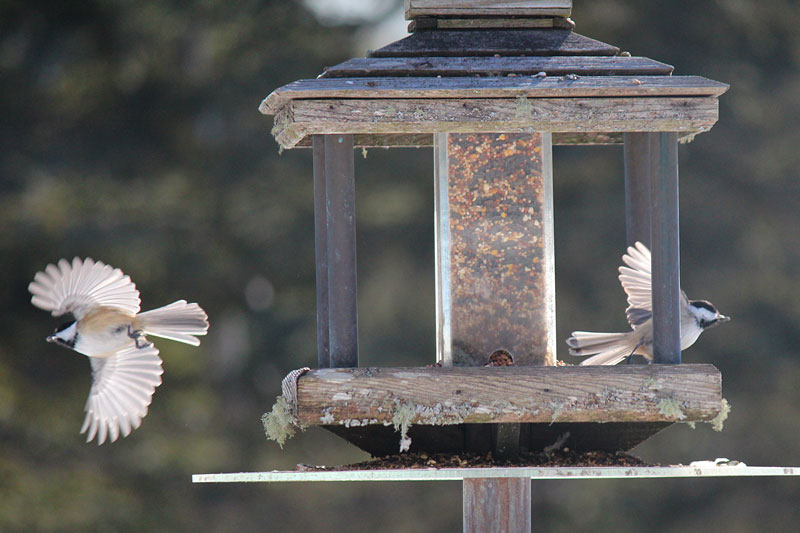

369,29,617,58
651,132,681,364
271,96,720,149
624,132,654,249
294,132,630,148
324,135,358,368
406,0,572,19
414,17,555,30
411,16,576,30
321,56,673,78
261,76,728,114
295,365,723,427
464,477,531,533
312,136,330,368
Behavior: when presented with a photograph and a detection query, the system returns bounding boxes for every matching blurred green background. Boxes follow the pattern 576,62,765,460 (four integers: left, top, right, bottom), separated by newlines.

2,0,799,531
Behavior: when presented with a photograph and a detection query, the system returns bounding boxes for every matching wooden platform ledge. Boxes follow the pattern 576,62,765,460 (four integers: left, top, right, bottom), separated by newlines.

293,364,722,428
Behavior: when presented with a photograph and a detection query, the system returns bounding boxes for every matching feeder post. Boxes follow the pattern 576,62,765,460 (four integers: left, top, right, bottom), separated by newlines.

464,478,531,533
623,132,654,248
650,132,681,364
322,134,358,368
312,136,330,368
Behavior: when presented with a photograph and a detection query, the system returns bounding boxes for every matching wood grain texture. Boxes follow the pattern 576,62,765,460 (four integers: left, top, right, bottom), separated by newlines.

292,132,628,148
369,29,617,58
405,0,572,19
321,56,674,78
294,364,723,427
260,76,728,114
271,96,719,149
464,478,531,533
410,16,576,30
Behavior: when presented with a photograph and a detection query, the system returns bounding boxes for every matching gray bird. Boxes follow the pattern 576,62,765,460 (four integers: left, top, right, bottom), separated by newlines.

29,258,209,444
567,242,729,365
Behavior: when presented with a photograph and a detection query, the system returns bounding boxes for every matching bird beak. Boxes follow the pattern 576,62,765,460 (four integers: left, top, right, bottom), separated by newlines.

46,334,58,343
718,314,731,323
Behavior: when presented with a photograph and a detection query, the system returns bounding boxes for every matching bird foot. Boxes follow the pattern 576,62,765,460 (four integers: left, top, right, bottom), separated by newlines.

127,326,152,349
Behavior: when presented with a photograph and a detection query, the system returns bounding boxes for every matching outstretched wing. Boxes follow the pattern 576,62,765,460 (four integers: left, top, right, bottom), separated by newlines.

618,242,687,328
28,257,141,319
81,343,164,445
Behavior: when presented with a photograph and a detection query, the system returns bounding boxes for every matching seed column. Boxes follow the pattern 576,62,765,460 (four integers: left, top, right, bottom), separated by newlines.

435,132,555,367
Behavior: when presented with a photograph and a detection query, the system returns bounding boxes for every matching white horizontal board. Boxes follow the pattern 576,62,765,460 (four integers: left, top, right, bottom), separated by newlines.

194,464,799,483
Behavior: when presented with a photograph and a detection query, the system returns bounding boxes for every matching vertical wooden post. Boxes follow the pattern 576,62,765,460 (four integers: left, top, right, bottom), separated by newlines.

324,134,358,368
312,136,330,368
463,478,531,533
623,132,654,248
650,132,681,364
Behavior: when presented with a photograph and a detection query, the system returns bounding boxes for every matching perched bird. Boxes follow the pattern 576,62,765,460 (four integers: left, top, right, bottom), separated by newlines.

567,242,729,365
29,257,209,444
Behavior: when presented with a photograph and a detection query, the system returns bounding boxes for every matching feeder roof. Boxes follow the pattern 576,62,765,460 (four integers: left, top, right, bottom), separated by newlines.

261,23,728,150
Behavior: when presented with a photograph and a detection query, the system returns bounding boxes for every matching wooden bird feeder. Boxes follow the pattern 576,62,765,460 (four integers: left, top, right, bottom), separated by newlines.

259,0,729,461
194,3,800,531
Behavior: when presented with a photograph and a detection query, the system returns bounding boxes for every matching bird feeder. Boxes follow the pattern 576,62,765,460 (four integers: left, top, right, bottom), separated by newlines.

191,4,800,532
259,0,730,464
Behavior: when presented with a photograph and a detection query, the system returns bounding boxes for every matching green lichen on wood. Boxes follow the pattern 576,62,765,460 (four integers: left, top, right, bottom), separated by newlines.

261,396,296,448
657,397,687,420
392,401,416,453
711,398,731,432
548,401,564,425
514,95,533,121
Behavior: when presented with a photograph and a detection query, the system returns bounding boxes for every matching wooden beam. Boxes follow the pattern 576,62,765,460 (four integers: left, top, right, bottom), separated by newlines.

369,29,616,58
406,0,572,19
623,132,655,248
271,97,720,149
293,365,723,427
321,56,674,78
293,132,630,148
324,135,359,368
650,132,681,364
312,136,330,368
260,76,727,114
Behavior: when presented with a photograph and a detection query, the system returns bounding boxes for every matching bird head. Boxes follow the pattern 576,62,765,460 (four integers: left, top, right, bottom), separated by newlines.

47,321,78,349
688,300,730,329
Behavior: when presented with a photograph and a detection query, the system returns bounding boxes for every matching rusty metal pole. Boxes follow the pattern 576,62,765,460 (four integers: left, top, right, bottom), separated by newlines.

650,132,681,364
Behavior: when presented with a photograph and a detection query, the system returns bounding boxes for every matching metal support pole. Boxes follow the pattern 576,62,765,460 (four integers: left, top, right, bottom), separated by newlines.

463,478,531,533
623,132,654,248
650,132,681,364
312,136,330,368
324,134,358,368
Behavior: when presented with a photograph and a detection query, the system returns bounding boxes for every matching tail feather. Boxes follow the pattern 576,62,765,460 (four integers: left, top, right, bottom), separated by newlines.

567,331,635,366
135,300,209,346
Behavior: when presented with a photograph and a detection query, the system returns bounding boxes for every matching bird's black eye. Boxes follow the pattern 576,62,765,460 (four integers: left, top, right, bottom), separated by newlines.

55,321,75,333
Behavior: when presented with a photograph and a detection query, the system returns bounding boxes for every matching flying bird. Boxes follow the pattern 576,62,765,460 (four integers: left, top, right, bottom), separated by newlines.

29,258,209,444
567,242,729,365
